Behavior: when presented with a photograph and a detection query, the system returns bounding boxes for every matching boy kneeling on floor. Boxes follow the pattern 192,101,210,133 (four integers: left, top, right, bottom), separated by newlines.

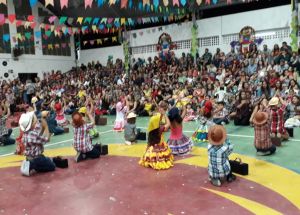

20,111,56,176
72,110,101,163
207,125,236,187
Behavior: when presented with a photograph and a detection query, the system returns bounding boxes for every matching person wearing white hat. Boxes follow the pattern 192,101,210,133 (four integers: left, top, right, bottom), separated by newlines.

124,112,139,145
0,101,15,146
19,111,55,176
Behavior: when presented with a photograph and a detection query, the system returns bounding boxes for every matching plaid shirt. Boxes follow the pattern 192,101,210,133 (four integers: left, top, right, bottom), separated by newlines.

270,105,286,134
254,118,272,150
73,123,94,153
23,123,49,158
0,116,8,137
208,138,233,179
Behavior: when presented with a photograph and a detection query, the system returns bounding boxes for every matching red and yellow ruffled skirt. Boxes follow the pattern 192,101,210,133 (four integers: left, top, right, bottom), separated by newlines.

139,142,174,170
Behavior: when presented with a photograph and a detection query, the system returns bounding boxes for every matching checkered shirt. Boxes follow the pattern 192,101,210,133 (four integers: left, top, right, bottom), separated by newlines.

23,123,48,158
0,116,8,137
270,105,286,134
254,118,272,150
208,138,233,179
73,123,94,153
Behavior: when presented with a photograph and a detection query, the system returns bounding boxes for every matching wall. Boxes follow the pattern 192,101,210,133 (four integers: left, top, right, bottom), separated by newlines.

79,45,124,66
128,5,293,60
0,1,75,80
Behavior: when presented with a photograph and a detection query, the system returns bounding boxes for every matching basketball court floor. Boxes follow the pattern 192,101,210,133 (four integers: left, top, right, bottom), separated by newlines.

0,116,300,214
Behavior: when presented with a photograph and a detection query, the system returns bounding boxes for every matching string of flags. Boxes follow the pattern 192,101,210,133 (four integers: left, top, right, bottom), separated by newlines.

83,36,119,46
0,0,239,11
0,13,188,38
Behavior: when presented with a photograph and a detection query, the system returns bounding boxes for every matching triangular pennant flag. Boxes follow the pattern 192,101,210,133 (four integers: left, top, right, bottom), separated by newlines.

212,0,217,4
77,17,83,24
153,0,159,8
93,18,100,25
55,44,60,48
84,17,92,24
30,22,36,29
25,32,32,40
92,25,97,31
109,0,116,5
96,39,102,44
50,25,55,32
82,26,88,32
67,17,74,25
112,36,117,42
85,0,93,8
180,0,186,6
101,18,107,24
45,0,54,6
48,16,56,23
121,0,127,8
90,40,95,45
143,0,149,6
30,0,38,7
0,0,7,5
97,0,105,6
173,0,179,6
28,15,35,22
24,22,31,29
16,33,22,40
7,14,16,24
205,0,210,4
162,0,168,6
196,0,202,5
42,34,48,40
48,44,53,49
0,14,5,25
60,0,68,9
59,16,67,24
108,18,114,24
227,0,232,4
128,0,132,8
2,34,10,42
99,24,105,30
83,41,88,46
16,20,23,27
61,43,67,48
35,31,41,38
114,18,120,27
45,30,52,37
44,24,50,31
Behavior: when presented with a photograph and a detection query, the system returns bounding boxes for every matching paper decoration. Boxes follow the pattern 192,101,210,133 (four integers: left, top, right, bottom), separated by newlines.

85,0,93,8
60,0,68,9
0,0,7,5
196,0,202,5
16,20,22,27
121,0,127,8
77,17,83,24
49,16,56,23
205,0,210,4
84,17,92,24
30,22,36,29
227,0,231,3
173,0,179,6
3,34,10,42
163,0,168,6
28,15,35,22
143,0,150,6
35,31,41,38
96,39,102,44
93,18,100,25
109,0,116,5
212,0,217,4
59,16,67,24
45,0,54,6
98,0,104,7
25,32,32,40
180,0,186,6
0,14,5,25
30,0,38,7
48,44,53,49
8,14,16,24
112,36,117,42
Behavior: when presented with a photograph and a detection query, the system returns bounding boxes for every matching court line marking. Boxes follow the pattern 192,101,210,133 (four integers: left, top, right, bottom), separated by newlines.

0,130,113,158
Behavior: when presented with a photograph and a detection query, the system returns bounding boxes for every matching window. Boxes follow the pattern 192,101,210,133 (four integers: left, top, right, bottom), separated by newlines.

16,26,35,55
41,29,71,56
0,4,11,53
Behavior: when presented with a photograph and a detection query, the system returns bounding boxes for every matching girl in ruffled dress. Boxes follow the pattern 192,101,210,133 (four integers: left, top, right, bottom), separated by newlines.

167,103,193,155
192,99,215,143
139,101,174,170
183,103,196,122
113,98,127,131
54,100,69,127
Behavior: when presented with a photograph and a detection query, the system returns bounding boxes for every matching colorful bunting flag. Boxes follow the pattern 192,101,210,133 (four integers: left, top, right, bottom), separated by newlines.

29,0,38,7
196,0,202,5
49,16,56,23
0,14,5,25
84,17,92,24
109,0,116,5
97,0,105,7
28,15,35,22
112,36,117,42
93,18,100,25
8,14,16,24
30,22,36,29
25,32,32,40
59,16,67,24
85,0,93,8
60,0,68,9
0,0,7,5
163,0,168,6
45,0,54,6
35,31,41,38
121,0,127,8
16,20,23,27
3,34,10,42
77,17,83,24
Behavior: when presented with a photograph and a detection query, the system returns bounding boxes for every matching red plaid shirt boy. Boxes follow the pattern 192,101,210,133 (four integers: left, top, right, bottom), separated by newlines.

73,123,94,153
254,116,272,150
270,105,286,134
23,123,49,158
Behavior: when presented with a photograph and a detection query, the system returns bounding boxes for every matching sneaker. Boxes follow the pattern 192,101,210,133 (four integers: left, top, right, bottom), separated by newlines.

210,178,221,187
20,160,30,176
125,141,132,145
75,152,86,163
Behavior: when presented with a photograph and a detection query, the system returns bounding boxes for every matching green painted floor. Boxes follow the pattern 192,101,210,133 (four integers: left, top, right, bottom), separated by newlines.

1,116,300,173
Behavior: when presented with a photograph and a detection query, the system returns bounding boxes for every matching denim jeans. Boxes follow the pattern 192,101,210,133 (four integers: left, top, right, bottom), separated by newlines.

0,129,15,146
27,155,56,173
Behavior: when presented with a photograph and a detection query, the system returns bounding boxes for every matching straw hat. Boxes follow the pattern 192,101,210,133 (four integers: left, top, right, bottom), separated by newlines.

31,97,38,104
269,97,279,106
208,125,227,146
127,112,137,119
253,111,268,125
19,111,35,132
78,107,87,114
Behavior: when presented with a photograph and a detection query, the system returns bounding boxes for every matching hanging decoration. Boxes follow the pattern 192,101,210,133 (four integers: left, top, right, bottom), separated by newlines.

290,0,298,52
123,40,130,73
156,32,176,61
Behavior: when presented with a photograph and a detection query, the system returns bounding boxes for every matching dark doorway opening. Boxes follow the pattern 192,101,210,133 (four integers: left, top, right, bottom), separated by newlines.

18,73,38,83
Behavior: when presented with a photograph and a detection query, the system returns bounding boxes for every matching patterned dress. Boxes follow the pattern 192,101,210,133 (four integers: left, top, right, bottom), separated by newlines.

167,126,192,155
